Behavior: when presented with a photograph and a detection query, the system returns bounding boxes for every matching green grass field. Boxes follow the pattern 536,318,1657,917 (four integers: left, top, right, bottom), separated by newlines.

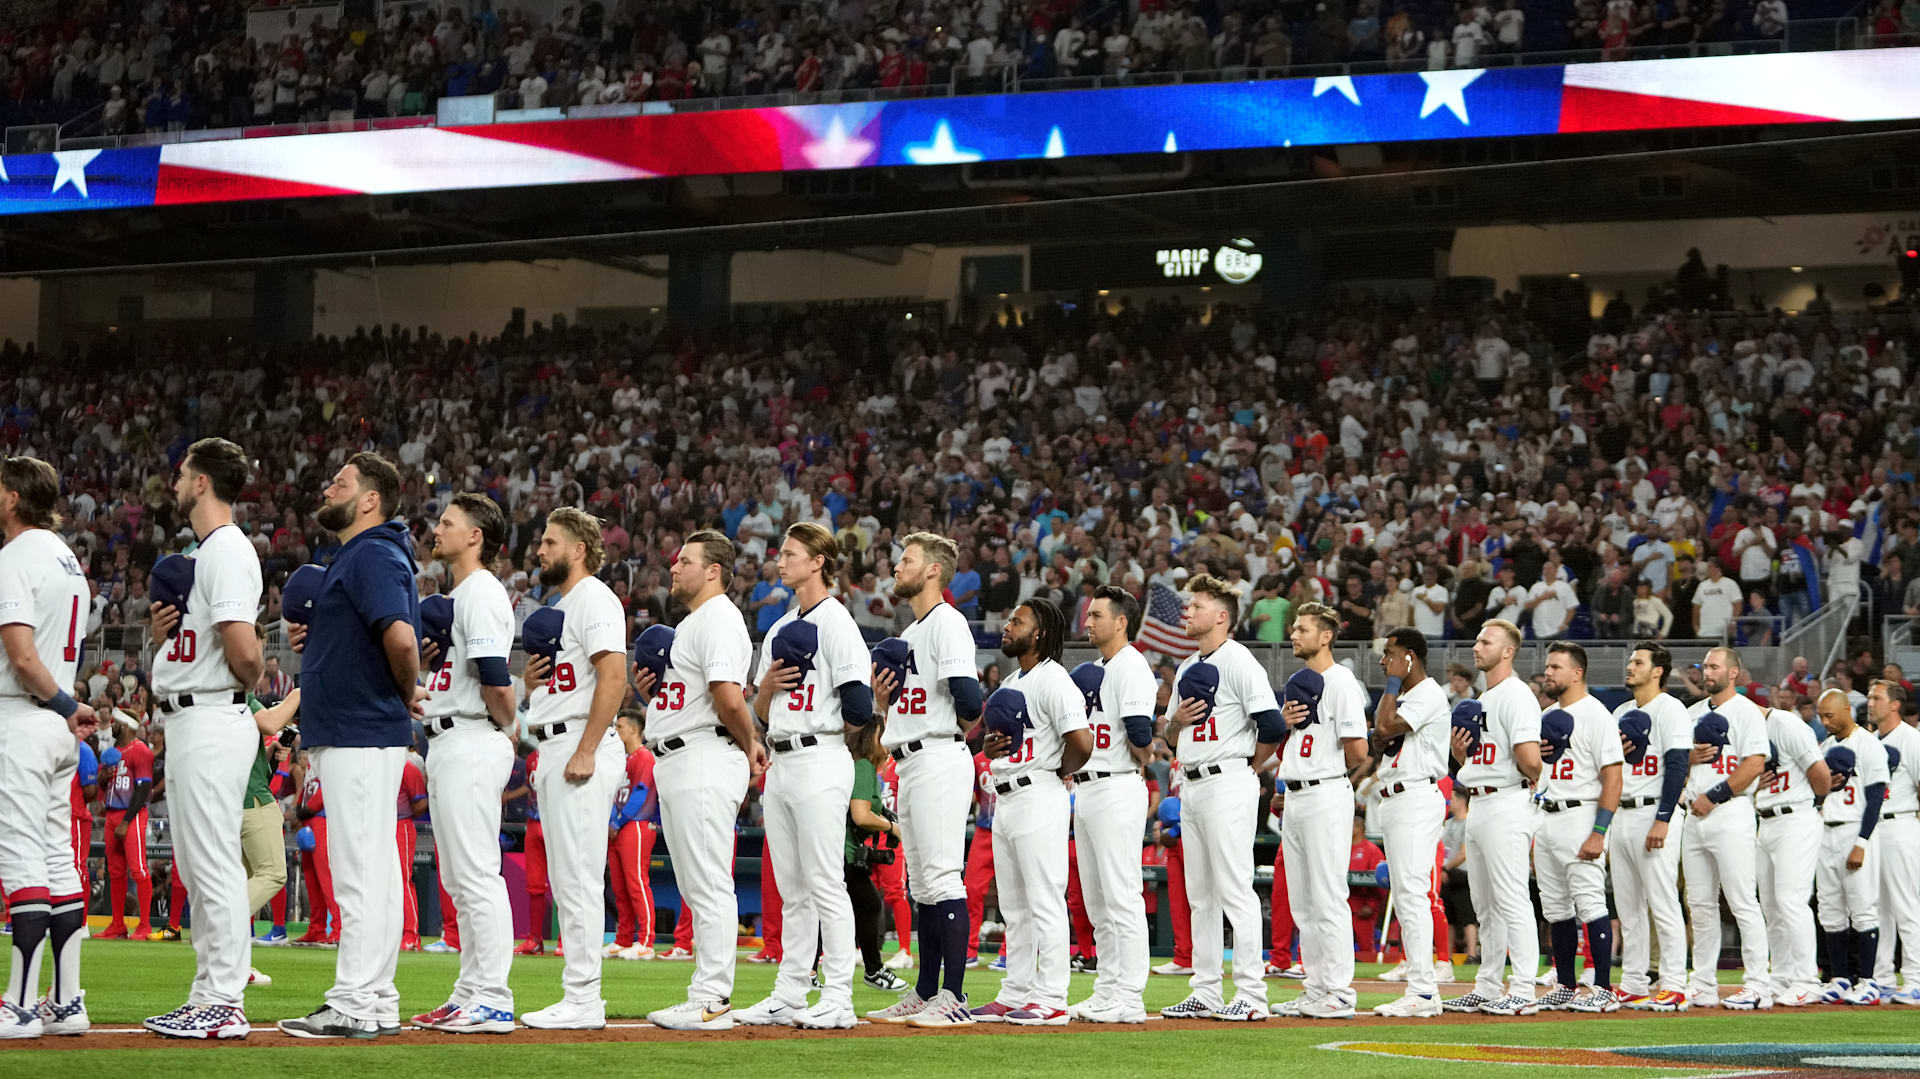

7,935,1917,1079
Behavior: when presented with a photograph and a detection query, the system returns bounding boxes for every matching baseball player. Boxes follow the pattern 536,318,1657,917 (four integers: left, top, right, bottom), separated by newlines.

100,715,155,940
1756,685,1833,1007
397,758,428,953
0,457,99,1040
1065,586,1155,1023
513,748,549,956
292,775,338,944
1528,643,1623,1013
518,508,630,1030
736,523,873,1030
964,750,996,967
409,494,520,1035
607,711,658,960
1267,599,1366,1019
142,439,267,1040
1869,680,1920,1003
1815,687,1889,1005
68,739,98,922
1368,627,1451,1017
1443,619,1543,1016
864,533,983,1028
973,598,1092,1025
641,530,766,1031
1681,646,1773,1010
1610,642,1694,1011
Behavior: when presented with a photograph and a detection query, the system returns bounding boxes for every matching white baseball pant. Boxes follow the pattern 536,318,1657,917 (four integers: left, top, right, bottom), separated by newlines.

312,744,407,1024
1377,781,1445,998
533,726,624,1005
1815,824,1879,933
1534,807,1608,924
425,722,516,1013
1280,778,1350,1008
896,741,973,905
165,702,259,1008
1682,799,1771,999
0,701,82,1008
1612,806,1686,996
1873,815,1920,986
764,742,856,1010
1072,773,1150,1008
653,737,749,1003
991,775,1071,1012
1757,808,1822,997
1465,786,1539,999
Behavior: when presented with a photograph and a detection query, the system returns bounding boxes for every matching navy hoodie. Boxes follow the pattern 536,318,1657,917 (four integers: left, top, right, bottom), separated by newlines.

301,520,421,749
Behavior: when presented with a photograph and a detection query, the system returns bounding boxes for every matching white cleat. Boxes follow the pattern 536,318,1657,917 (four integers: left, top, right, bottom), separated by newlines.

1566,987,1621,1013
791,1001,857,1030
1211,999,1269,1022
884,949,914,970
1722,987,1773,1010
0,1001,43,1039
616,944,656,961
1079,1000,1148,1024
1152,960,1195,976
1374,993,1442,1017
522,999,608,1030
865,991,930,1024
601,943,626,958
1434,962,1456,984
248,968,272,987
1159,995,1216,1019
645,999,732,1031
1298,994,1357,1019
1379,960,1410,982
657,947,694,961
35,994,90,1036
733,996,801,1027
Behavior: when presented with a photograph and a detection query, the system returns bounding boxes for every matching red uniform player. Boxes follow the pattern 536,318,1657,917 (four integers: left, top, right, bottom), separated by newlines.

872,756,913,967
516,750,550,955
100,731,156,940
1348,818,1387,955
398,758,428,951
292,774,338,944
71,741,99,913
607,719,659,960
964,752,996,965
745,771,782,965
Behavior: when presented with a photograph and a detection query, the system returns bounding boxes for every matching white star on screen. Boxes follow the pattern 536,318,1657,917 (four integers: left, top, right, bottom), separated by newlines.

1313,76,1360,106
903,121,983,165
1417,69,1485,125
50,149,103,198
1044,126,1066,159
800,115,876,169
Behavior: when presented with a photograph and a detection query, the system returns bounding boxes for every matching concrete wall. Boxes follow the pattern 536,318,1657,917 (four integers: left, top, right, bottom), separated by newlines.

0,278,41,347
311,258,669,338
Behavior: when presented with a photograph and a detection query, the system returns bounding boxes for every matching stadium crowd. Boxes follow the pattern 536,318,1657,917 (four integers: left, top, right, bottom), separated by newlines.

0,0,1861,137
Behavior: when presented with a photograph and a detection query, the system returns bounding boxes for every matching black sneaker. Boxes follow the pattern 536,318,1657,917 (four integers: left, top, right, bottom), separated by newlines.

278,1005,380,1040
864,969,909,992
1070,955,1098,973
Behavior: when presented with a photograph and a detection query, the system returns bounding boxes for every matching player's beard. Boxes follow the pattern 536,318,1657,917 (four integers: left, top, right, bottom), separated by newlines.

538,555,573,588
1000,629,1031,658
316,498,353,532
1703,672,1729,696
893,574,925,601
175,489,199,520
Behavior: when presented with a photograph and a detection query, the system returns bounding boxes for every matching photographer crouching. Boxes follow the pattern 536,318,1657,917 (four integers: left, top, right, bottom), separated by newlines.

847,722,910,993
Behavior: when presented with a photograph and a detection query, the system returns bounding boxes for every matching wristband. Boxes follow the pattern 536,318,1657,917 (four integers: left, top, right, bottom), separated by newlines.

41,690,78,720
1854,836,1871,851
1591,807,1614,835
273,770,290,779
1383,676,1404,696
1707,781,1733,804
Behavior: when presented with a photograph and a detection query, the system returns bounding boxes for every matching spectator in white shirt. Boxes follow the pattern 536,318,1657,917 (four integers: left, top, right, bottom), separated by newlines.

1691,558,1742,638
1451,11,1490,65
1733,510,1778,595
1492,0,1526,48
1410,563,1448,638
1487,563,1525,624
1523,559,1576,639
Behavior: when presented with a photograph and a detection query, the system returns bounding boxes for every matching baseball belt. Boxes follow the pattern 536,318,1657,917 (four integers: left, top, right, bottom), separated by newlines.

889,733,963,762
424,715,493,738
650,726,734,757
1757,804,1805,819
1621,796,1662,810
1466,784,1519,796
770,733,840,754
158,691,247,714
1380,778,1436,799
993,774,1035,796
1540,798,1585,814
1187,757,1255,782
1070,769,1124,784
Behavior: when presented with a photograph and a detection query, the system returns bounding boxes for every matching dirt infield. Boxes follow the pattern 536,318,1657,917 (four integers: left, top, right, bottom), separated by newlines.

10,1002,1864,1051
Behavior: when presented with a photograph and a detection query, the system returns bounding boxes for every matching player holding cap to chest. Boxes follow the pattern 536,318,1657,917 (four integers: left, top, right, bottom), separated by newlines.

0,456,99,1040
1755,688,1833,1008
1815,688,1890,1006
1065,586,1156,1024
410,494,520,1035
1367,627,1451,1018
141,439,267,1040
737,523,873,1031
1527,643,1622,1014
865,533,983,1029
1266,599,1366,1020
973,598,1091,1026
1866,681,1920,1003
518,508,629,1030
641,530,766,1032
1443,619,1543,1017
1681,646,1773,1010
1610,642,1698,1012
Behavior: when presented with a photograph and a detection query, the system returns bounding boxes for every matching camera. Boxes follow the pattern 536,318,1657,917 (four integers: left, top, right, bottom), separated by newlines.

277,724,299,749
853,804,900,869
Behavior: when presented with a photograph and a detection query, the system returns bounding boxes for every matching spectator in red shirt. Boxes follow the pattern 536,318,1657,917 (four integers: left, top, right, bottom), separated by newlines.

398,759,429,951
877,41,906,87
1348,815,1387,956
100,719,156,940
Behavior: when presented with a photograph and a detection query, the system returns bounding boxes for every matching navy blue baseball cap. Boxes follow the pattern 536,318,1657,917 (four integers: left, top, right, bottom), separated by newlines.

634,625,675,684
984,686,1030,744
1284,668,1324,728
871,637,910,704
419,594,454,656
1694,712,1730,749
770,619,820,678
150,555,194,635
1070,661,1104,713
281,564,325,626
1618,709,1652,764
1540,708,1575,764
521,607,564,662
1765,740,1781,774
1450,699,1484,755
1179,661,1221,715
1825,744,1857,781
1888,744,1903,774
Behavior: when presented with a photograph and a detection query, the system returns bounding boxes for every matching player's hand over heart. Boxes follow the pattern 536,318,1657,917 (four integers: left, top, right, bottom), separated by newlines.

288,623,308,654
761,659,800,698
871,665,899,715
1281,699,1311,729
984,731,1013,759
1175,697,1210,732
631,663,657,704
150,604,181,643
1449,726,1472,763
525,655,553,691
1689,743,1717,766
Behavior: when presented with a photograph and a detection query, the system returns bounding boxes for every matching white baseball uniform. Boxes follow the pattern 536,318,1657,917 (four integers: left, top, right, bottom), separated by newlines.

1682,694,1772,1000
1872,720,1920,988
986,658,1087,1013
645,592,749,1006
1073,645,1155,1011
0,528,90,1012
882,602,976,906
1374,675,1449,998
756,597,865,1011
1816,727,1887,936
1756,708,1825,999
1611,693,1690,998
1535,696,1621,930
1458,673,1542,1001
150,524,263,1010
421,568,516,1015
526,575,626,1008
1273,658,1365,1009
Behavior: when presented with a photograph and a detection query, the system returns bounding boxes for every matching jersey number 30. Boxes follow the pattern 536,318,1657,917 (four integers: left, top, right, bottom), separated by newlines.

163,629,198,664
